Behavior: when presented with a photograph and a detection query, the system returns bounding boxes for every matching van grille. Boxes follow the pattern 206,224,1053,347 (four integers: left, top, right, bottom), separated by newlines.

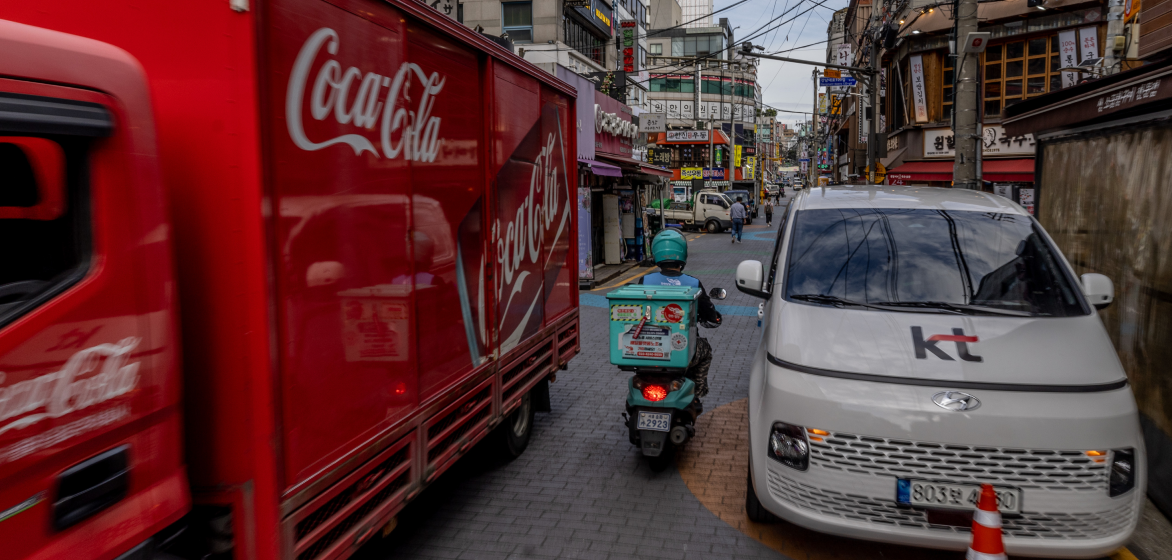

766,470,1134,540
810,432,1109,492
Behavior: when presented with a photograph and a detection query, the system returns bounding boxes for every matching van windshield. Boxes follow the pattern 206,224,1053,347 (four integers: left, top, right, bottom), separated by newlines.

784,208,1086,317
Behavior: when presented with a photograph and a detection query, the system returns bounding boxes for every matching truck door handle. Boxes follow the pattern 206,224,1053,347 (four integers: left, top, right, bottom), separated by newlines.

53,445,130,531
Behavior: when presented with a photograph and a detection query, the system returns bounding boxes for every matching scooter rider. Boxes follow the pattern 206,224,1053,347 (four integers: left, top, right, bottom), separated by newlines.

635,230,721,401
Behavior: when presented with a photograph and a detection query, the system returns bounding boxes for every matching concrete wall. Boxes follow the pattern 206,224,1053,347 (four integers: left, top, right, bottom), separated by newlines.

650,0,682,29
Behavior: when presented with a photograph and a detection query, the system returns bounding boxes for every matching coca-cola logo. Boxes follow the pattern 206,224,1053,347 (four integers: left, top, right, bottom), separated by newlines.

0,338,141,436
286,28,446,162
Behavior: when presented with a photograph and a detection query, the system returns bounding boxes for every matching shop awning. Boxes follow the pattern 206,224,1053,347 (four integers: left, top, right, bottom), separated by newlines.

886,159,1035,183
638,164,673,178
982,159,1035,182
886,161,954,182
579,158,622,177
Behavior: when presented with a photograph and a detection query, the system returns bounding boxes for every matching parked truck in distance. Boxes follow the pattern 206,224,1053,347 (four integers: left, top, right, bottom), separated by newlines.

660,190,734,233
0,3,581,560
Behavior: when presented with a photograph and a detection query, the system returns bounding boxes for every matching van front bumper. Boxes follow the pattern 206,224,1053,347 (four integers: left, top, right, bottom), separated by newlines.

749,362,1146,558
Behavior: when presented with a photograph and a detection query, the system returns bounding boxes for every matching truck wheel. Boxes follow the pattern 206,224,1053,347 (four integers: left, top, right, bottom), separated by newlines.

705,220,720,234
746,464,778,522
496,391,535,460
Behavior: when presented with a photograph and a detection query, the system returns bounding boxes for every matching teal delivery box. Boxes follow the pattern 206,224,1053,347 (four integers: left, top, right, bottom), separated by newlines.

606,286,700,370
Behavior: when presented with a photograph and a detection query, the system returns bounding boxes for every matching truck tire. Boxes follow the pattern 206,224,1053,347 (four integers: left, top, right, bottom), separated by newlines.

746,464,778,523
705,220,721,234
496,390,535,460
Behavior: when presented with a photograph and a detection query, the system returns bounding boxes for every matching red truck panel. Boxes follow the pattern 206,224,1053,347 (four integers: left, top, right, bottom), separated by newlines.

1,1,579,558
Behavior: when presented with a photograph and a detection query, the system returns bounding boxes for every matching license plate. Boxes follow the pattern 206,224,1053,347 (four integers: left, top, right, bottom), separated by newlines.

636,412,671,432
896,479,1022,514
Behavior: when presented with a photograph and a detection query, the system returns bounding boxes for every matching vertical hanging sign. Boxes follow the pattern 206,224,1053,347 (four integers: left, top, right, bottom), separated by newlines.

837,44,853,76
621,21,636,73
1078,27,1100,66
909,55,928,123
1059,30,1079,87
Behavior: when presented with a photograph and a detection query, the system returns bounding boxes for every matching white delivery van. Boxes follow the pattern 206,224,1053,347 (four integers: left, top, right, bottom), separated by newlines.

738,185,1144,558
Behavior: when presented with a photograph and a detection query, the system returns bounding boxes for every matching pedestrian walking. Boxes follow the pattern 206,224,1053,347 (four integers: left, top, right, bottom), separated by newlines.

729,196,746,243
764,199,774,226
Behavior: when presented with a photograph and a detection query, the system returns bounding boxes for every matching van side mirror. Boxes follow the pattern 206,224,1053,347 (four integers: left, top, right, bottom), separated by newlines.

735,260,769,299
0,138,66,221
708,288,727,300
1081,273,1114,310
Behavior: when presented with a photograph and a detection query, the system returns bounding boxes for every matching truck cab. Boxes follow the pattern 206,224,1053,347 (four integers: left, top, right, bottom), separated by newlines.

661,190,733,233
0,20,186,560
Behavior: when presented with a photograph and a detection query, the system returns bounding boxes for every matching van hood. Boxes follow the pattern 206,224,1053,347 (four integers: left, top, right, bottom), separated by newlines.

770,302,1127,388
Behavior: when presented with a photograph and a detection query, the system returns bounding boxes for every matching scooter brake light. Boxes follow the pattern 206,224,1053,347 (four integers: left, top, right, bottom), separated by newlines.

643,385,668,401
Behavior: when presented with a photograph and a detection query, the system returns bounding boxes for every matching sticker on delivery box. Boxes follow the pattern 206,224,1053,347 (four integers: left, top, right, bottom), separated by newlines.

670,333,688,350
620,324,672,360
656,303,684,323
611,304,643,321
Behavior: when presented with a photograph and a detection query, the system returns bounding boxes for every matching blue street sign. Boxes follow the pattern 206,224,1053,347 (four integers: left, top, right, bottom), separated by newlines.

819,77,857,87
798,158,810,163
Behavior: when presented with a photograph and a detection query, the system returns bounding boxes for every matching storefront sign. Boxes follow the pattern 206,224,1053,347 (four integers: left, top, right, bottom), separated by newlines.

621,20,636,72
745,156,756,179
924,126,1036,158
647,147,671,165
910,54,928,123
1097,78,1163,112
666,130,709,142
1059,30,1079,88
734,145,742,167
702,167,726,179
641,113,666,132
680,167,703,180
572,0,612,37
594,94,635,158
837,44,852,75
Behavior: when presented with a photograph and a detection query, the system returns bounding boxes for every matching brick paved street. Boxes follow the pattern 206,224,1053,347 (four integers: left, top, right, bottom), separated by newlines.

354,201,789,560
354,190,1171,560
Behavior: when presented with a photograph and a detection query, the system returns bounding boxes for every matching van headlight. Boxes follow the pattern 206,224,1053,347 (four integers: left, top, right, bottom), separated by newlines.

768,422,809,471
1109,448,1135,497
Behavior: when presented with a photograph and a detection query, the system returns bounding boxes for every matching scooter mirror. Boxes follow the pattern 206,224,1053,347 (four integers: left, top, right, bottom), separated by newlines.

709,288,727,300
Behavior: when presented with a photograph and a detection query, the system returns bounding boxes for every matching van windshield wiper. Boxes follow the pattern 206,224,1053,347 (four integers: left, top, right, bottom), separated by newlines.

789,294,909,312
874,301,1033,317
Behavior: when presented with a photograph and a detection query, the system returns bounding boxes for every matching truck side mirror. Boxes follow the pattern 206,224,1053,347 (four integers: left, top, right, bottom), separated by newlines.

1081,273,1114,310
708,288,727,300
0,138,66,221
735,260,769,299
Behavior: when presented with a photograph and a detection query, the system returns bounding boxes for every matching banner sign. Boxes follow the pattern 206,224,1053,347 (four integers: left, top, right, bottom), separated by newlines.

666,130,708,142
909,54,929,123
641,113,666,132
836,44,852,75
680,167,703,180
819,77,857,87
1060,30,1079,87
1079,26,1100,65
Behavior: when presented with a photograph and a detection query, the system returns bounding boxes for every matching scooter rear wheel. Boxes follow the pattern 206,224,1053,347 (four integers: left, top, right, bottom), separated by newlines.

648,450,673,472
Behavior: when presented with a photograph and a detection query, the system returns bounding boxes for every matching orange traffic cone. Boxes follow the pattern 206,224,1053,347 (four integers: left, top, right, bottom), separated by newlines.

967,484,1007,560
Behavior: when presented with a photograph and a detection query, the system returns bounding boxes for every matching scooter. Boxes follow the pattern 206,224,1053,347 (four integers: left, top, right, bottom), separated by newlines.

622,288,726,472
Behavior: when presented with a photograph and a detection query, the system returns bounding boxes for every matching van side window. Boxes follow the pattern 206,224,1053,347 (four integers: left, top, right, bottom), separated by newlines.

0,93,108,326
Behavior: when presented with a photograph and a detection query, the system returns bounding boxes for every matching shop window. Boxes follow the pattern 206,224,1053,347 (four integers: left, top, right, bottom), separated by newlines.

649,75,694,93
502,2,533,43
942,57,954,122
564,18,604,64
982,33,1065,118
672,35,722,57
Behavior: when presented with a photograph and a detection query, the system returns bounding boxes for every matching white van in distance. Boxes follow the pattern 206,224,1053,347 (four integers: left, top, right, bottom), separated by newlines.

740,186,1144,558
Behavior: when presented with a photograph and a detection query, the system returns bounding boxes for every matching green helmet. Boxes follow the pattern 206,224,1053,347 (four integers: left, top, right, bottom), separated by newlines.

651,229,688,266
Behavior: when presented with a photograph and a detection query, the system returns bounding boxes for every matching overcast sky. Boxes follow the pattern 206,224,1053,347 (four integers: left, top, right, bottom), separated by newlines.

711,0,851,127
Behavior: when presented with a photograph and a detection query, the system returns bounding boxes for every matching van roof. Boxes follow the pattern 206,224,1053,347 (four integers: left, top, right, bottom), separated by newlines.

793,185,1028,215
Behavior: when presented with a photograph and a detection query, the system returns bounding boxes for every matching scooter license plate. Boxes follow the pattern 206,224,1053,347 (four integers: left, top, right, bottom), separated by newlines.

637,412,672,432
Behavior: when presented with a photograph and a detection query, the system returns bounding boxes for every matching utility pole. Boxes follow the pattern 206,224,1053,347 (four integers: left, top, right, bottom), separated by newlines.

866,35,881,184
810,68,819,187
1104,0,1125,73
953,0,980,189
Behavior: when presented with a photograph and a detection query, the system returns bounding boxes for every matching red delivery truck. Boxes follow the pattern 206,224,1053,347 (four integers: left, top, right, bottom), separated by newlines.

0,1,580,559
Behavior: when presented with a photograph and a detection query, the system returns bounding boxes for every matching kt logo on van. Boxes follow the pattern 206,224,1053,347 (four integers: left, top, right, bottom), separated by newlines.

911,327,982,362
